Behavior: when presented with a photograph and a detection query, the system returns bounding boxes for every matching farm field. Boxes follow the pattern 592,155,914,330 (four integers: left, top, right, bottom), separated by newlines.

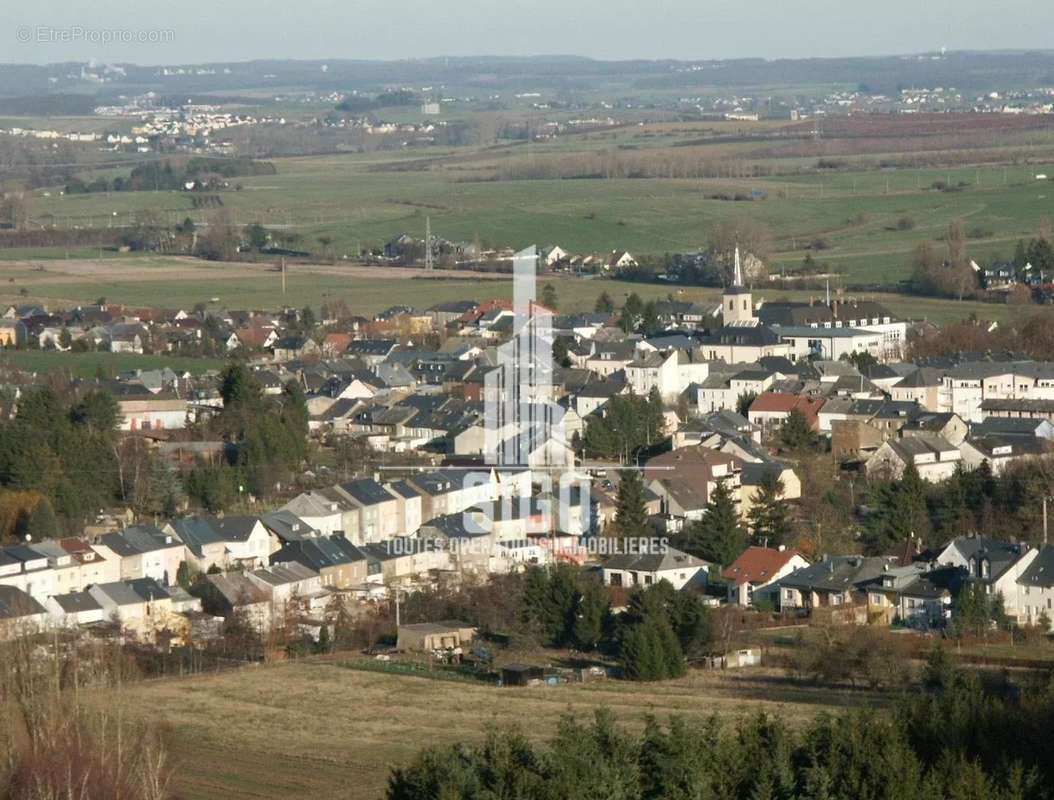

21,123,1054,287
117,658,883,800
0,255,1037,326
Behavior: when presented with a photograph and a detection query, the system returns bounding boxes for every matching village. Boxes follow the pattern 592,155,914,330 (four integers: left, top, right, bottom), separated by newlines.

0,244,1052,687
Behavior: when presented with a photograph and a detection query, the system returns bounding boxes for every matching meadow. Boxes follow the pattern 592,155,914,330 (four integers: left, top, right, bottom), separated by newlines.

118,658,882,800
19,117,1054,289
0,255,1035,325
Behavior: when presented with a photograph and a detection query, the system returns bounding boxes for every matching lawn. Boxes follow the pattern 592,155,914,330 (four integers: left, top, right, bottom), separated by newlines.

117,658,882,800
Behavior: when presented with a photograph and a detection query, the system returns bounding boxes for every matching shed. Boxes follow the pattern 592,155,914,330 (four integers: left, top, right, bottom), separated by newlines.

396,621,476,652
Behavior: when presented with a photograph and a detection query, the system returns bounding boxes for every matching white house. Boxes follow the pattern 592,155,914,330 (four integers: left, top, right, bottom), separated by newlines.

601,547,710,591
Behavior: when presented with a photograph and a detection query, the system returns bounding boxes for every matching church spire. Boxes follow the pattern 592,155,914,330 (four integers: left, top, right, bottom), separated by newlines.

732,245,744,288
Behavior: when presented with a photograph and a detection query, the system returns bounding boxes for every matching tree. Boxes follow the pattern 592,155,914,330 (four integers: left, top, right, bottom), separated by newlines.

315,623,332,654
682,480,746,566
176,560,193,591
710,217,772,282
219,362,263,408
245,222,269,251
594,291,615,313
572,578,610,652
746,471,793,548
552,336,572,368
619,293,644,333
865,464,931,552
14,496,59,540
299,305,317,332
778,408,816,451
541,283,558,311
614,469,648,538
198,209,239,261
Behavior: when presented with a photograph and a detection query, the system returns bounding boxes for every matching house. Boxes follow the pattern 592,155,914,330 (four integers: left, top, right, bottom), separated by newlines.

863,564,962,628
0,318,27,347
273,335,320,362
118,397,190,431
601,547,710,590
333,478,402,543
865,435,962,482
776,556,888,615
270,535,369,590
87,578,177,643
748,392,824,431
645,446,743,523
165,516,271,572
723,546,811,606
245,563,324,612
46,590,107,627
607,251,638,270
0,586,47,638
99,524,185,585
281,489,348,536
959,435,1050,474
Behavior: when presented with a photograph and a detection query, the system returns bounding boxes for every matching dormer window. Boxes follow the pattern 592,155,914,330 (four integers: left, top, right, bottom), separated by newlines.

969,557,977,576
980,559,990,579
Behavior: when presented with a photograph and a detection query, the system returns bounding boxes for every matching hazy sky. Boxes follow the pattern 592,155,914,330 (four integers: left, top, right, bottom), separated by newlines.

7,0,1054,65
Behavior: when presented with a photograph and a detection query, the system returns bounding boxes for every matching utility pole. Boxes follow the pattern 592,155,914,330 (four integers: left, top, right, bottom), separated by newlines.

424,216,433,271
1044,496,1051,546
281,256,286,294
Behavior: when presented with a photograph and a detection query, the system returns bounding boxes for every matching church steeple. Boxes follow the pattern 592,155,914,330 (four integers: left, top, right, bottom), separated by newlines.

722,244,755,325
732,245,744,288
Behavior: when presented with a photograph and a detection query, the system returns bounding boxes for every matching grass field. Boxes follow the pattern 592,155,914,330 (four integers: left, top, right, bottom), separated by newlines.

118,658,883,800
21,125,1054,287
0,255,1038,326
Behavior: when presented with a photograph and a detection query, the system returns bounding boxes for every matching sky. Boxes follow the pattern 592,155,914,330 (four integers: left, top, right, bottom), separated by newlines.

6,0,1054,65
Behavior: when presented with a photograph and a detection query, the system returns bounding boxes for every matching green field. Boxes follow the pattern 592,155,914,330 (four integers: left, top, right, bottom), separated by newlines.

21,130,1054,287
119,659,881,800
0,256,1036,326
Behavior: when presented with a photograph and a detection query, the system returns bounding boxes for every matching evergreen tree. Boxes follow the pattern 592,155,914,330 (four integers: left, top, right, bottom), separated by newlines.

572,578,609,651
15,497,59,540
176,560,193,591
615,469,648,538
683,480,746,566
746,471,793,548
219,362,263,408
777,408,816,451
594,290,615,313
541,283,558,310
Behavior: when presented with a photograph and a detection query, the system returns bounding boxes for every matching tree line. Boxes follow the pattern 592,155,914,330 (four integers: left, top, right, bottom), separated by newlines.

388,660,1054,800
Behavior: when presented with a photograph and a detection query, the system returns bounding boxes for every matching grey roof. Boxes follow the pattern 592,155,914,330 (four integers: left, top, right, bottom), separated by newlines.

207,572,269,606
778,556,889,593
0,586,46,619
101,524,179,557
51,591,104,614
261,510,318,542
603,546,709,574
272,536,366,571
92,581,149,607
337,478,396,507
1019,545,1054,588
